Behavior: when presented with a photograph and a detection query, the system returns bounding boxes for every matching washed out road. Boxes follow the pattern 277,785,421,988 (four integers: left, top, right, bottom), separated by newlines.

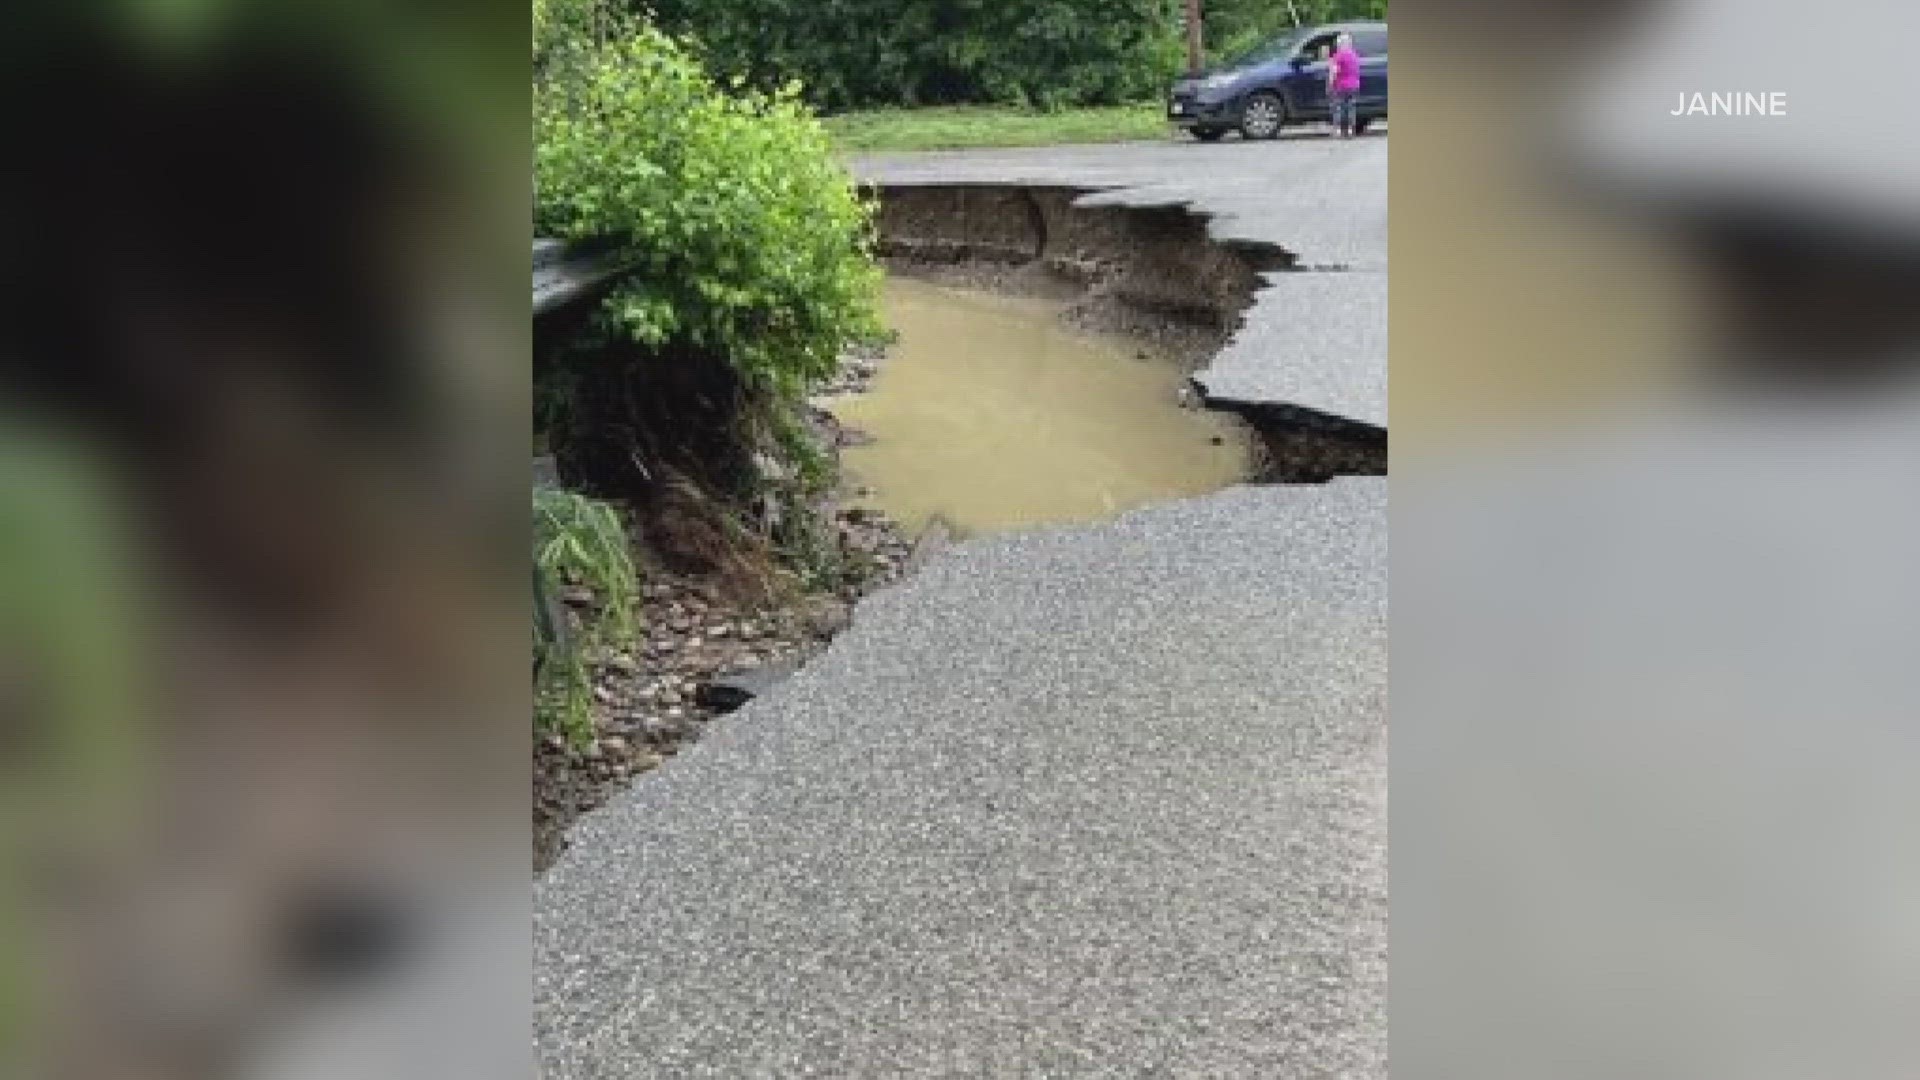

853,134,1388,428
536,135,1388,1077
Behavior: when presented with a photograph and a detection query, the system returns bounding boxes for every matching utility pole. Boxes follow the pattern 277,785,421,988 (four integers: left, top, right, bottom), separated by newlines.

1184,0,1204,76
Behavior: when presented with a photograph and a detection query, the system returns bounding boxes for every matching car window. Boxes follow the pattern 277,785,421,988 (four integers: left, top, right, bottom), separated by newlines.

1225,28,1309,67
1299,34,1338,62
1354,28,1388,56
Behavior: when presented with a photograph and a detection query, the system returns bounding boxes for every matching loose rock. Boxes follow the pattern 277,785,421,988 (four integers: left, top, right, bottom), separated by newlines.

534,374,915,870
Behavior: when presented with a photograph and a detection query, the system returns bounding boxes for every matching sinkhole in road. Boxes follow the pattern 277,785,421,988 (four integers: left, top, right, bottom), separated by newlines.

825,276,1249,534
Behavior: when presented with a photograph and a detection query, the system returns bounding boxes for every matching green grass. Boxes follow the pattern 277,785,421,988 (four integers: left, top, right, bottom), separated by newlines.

825,104,1169,152
533,486,641,746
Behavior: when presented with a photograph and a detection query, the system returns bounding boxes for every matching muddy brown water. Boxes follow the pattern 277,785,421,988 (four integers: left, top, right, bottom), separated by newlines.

827,278,1248,534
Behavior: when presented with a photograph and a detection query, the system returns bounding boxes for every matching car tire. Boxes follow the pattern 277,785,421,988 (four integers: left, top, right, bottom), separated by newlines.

1354,117,1373,135
1239,92,1286,140
1191,127,1227,142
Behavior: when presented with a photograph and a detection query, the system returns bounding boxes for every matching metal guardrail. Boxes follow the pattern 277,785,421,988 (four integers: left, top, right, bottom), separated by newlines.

533,237,621,316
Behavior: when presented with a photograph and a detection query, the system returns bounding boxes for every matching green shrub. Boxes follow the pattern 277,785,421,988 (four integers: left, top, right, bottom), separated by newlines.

535,20,880,396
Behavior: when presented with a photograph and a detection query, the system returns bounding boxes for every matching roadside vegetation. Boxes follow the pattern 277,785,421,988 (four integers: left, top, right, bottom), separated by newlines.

1202,0,1388,65
535,19,879,393
636,0,1387,155
643,0,1180,111
533,486,641,745
532,0,883,743
826,104,1167,152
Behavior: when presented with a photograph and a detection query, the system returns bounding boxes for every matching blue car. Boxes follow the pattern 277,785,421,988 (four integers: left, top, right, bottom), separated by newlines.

1168,21,1387,141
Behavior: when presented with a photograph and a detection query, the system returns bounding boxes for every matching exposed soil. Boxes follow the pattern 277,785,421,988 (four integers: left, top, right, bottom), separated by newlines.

535,492,910,871
869,183,1286,370
535,264,922,872
1228,402,1387,484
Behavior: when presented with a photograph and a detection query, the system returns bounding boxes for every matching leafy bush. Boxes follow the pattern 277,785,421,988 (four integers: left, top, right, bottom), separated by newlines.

535,20,880,395
642,0,1184,112
534,486,640,743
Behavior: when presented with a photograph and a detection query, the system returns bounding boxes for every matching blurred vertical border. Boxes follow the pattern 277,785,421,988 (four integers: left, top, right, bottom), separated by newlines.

0,0,529,1076
1396,1,1920,1077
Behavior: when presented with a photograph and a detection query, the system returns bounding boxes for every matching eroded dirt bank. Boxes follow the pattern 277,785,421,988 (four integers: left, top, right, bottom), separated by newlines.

871,183,1288,353
533,517,908,871
866,182,1386,482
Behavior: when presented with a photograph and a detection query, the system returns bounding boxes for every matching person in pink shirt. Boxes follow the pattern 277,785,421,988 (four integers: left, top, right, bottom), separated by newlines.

1326,32,1362,139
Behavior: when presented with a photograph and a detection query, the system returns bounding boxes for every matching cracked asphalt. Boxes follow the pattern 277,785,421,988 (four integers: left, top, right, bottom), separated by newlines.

537,135,1388,1078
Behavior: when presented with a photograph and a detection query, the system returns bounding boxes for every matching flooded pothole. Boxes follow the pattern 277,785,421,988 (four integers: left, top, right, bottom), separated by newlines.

825,277,1249,534
866,181,1387,486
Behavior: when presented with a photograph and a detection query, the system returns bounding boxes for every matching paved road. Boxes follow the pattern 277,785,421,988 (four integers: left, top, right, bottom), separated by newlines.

536,136,1388,1078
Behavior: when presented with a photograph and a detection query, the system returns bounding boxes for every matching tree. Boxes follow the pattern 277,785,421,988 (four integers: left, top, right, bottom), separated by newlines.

642,0,1185,110
1202,0,1385,64
1185,0,1204,76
